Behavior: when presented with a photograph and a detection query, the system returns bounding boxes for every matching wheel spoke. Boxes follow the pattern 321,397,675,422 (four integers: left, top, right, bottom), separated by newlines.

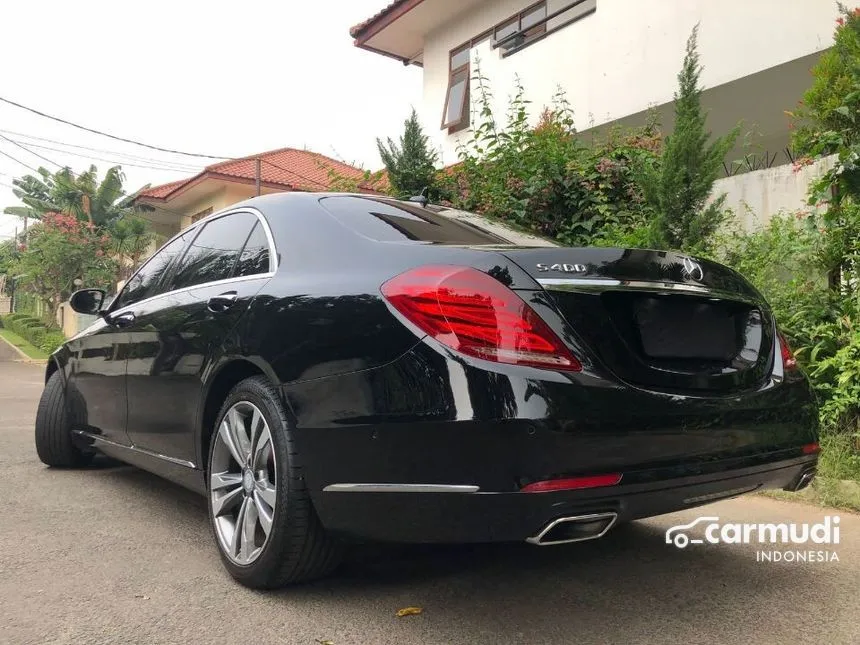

211,482,244,517
252,424,272,471
228,407,252,463
210,471,242,491
256,480,277,508
219,419,247,467
253,490,274,536
249,408,263,452
240,498,259,561
230,497,249,558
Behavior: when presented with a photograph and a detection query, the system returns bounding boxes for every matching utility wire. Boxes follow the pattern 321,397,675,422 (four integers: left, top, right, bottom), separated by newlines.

5,139,208,173
0,129,203,171
0,147,39,173
0,133,68,170
0,95,230,160
1,96,353,193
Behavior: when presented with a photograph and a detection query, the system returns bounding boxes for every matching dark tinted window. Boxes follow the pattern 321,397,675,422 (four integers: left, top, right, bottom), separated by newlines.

235,222,271,277
319,196,511,244
169,212,258,289
113,233,189,309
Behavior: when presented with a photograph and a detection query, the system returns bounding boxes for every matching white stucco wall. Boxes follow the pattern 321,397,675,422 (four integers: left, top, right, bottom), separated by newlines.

422,0,837,164
712,155,836,231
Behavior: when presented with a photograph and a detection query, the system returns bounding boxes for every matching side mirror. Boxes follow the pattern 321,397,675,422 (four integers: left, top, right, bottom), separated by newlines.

69,289,106,315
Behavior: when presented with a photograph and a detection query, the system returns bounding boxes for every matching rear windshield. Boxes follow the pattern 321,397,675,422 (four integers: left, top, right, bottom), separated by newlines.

318,196,512,245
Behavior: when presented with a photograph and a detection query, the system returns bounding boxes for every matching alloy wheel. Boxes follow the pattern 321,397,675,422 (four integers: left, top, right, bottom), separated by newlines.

210,401,277,565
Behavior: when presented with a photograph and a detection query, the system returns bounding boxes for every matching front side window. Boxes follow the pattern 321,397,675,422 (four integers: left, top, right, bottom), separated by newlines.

168,212,258,290
441,45,471,131
113,233,190,309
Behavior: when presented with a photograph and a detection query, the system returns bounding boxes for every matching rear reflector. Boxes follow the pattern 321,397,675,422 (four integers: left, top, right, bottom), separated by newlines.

521,473,623,493
802,442,820,455
778,332,798,371
381,265,581,371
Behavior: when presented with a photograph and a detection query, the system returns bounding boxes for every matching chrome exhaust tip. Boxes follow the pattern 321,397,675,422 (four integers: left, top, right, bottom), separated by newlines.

785,468,816,493
526,512,618,546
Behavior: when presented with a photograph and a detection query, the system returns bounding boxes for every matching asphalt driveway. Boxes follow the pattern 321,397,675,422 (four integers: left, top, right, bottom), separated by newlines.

0,352,857,645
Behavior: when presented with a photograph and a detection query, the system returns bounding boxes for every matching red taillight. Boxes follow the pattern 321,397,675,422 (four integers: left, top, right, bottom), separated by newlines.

802,442,820,455
381,265,581,371
521,473,623,493
778,332,798,371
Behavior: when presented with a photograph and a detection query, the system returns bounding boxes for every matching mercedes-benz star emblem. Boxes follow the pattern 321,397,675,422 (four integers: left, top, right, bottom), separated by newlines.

682,257,704,281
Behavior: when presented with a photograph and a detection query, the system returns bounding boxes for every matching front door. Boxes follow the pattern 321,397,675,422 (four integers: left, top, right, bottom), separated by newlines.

65,318,129,445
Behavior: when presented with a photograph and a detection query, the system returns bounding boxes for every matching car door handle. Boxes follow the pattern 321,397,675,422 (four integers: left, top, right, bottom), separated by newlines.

207,292,238,313
110,312,136,328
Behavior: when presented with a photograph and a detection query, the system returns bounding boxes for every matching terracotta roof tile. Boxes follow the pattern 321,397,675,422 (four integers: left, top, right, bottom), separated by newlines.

137,148,368,201
349,0,411,38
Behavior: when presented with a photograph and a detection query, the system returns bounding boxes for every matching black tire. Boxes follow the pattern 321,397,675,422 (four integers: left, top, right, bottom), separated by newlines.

207,376,342,589
35,371,92,468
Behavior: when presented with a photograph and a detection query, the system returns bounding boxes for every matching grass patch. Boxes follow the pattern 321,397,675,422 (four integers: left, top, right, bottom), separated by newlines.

0,328,49,360
760,433,860,513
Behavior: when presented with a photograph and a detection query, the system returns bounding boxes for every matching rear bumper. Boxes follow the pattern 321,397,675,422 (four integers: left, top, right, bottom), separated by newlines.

313,455,818,543
283,343,819,544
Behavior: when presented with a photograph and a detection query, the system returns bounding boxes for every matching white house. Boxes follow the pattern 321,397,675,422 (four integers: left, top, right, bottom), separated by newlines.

351,0,839,226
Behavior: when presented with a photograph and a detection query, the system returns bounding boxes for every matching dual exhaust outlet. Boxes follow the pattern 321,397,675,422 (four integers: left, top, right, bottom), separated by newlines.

526,511,618,546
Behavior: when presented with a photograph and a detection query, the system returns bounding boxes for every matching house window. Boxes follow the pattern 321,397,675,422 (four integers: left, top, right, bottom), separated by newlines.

442,44,471,132
191,207,213,224
494,1,547,52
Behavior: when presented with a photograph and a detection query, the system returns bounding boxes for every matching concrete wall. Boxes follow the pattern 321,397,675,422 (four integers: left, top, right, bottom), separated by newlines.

713,156,836,231
422,0,836,163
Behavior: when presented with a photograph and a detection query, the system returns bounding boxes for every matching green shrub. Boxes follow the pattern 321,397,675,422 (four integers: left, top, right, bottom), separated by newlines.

39,331,66,354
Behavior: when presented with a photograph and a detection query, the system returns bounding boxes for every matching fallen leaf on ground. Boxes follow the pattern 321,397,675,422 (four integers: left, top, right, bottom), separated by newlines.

134,594,150,600
315,640,334,645
396,607,423,618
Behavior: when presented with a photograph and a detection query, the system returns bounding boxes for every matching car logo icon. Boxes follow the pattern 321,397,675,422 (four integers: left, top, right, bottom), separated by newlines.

665,516,720,548
682,257,704,281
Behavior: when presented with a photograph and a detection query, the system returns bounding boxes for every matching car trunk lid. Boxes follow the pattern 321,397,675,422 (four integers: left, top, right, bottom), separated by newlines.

497,247,775,394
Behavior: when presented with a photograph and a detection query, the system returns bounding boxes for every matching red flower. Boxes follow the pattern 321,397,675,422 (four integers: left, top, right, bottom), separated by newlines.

837,17,845,26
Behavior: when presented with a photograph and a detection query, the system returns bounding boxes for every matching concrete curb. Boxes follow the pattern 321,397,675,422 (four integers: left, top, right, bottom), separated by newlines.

0,332,48,366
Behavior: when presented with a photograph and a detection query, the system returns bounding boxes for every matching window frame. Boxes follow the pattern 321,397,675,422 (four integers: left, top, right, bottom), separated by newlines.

492,1,547,50
165,210,261,292
441,44,472,132
109,207,278,314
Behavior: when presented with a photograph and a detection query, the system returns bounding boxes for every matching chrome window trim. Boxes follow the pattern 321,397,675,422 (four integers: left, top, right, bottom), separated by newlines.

110,206,277,315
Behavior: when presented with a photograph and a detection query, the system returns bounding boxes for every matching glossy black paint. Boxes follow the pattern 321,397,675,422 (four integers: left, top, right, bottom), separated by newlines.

55,192,819,544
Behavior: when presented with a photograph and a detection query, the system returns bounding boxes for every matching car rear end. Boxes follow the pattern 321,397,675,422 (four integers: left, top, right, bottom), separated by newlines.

294,197,819,545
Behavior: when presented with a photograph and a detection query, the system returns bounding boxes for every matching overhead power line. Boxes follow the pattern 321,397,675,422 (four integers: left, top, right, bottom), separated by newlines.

0,95,230,160
0,129,203,172
0,147,39,173
0,95,351,193
5,139,207,173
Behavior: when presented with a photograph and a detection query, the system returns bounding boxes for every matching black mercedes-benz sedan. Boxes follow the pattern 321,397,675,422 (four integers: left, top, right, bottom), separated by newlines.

35,192,819,589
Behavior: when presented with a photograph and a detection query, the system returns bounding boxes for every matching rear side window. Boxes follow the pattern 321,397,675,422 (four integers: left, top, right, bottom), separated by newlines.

319,196,511,244
234,222,271,277
168,212,258,290
113,232,190,309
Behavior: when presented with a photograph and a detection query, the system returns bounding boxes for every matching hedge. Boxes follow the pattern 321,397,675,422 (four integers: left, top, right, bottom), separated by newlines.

0,314,66,354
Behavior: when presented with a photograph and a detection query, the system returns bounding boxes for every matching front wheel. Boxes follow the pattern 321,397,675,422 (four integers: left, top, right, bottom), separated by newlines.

207,376,342,588
35,371,93,468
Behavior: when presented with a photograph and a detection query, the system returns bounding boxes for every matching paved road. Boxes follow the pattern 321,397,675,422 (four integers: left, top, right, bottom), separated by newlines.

0,351,857,645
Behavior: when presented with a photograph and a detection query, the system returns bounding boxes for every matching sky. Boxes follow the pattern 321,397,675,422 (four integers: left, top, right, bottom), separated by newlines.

0,0,422,240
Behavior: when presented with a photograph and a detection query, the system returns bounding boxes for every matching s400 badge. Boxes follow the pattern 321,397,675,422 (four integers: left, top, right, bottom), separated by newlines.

536,263,587,273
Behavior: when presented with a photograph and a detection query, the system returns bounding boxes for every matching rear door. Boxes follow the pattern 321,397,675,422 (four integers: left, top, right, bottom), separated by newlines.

123,210,274,464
